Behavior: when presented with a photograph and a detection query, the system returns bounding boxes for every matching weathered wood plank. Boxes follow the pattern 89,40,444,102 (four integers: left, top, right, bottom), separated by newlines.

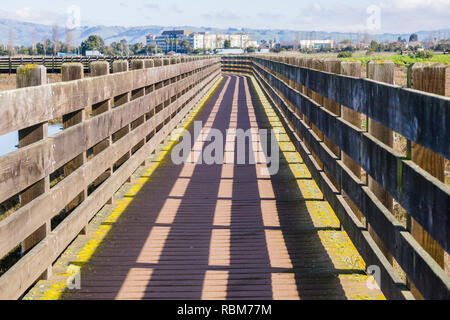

408,63,446,277
0,64,220,205
0,69,220,261
0,59,220,135
252,61,449,252
253,57,450,159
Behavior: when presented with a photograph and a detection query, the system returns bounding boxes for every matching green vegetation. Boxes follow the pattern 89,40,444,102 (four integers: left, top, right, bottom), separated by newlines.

192,48,204,55
337,51,353,58
340,52,450,66
0,47,8,56
81,35,104,51
409,33,418,42
414,50,434,59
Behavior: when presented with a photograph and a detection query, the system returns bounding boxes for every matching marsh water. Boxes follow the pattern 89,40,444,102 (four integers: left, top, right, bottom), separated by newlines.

0,124,62,157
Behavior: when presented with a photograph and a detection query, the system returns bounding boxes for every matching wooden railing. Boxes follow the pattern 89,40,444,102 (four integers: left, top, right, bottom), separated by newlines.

0,55,172,74
0,56,221,299
222,55,450,300
221,55,253,74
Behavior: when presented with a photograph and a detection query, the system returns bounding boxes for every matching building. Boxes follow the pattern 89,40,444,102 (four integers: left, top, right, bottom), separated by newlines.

235,34,249,48
146,30,251,53
247,40,259,48
298,40,334,50
146,30,193,53
277,39,334,50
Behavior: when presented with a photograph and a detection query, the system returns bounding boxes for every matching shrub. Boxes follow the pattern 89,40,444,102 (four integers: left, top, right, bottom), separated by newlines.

337,51,353,58
414,50,434,59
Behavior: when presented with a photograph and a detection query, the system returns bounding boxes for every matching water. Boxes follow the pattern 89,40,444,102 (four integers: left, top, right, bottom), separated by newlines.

0,124,62,157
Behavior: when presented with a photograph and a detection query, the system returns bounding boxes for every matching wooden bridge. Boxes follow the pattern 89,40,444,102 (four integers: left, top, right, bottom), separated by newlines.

0,55,448,300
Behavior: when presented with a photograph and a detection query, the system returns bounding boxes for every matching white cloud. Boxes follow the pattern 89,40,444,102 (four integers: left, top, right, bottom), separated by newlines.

0,8,67,25
143,2,160,10
312,2,321,12
290,1,450,33
171,4,183,14
0,7,97,27
380,0,450,12
0,1,449,34
377,0,450,32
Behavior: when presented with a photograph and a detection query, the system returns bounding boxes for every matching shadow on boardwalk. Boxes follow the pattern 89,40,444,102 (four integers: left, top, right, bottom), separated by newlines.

55,75,375,300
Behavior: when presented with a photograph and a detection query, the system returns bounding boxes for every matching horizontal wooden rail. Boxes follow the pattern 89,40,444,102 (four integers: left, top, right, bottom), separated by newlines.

253,57,450,160
0,65,220,257
0,59,217,135
0,56,221,299
252,61,449,253
0,63,219,207
0,56,197,74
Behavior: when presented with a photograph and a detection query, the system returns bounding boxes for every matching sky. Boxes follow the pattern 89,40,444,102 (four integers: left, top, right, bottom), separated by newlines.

0,0,449,34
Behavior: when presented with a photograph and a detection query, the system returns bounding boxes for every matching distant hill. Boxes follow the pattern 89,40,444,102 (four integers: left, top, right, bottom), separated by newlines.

1,18,449,46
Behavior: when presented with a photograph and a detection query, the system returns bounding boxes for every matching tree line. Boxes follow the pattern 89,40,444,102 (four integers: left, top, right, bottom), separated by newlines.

0,34,164,56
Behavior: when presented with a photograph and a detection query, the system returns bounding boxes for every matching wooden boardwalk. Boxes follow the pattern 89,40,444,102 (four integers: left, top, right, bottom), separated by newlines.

25,75,384,300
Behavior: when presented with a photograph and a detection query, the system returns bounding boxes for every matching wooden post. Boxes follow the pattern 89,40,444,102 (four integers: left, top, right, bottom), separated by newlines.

301,57,313,130
129,60,146,155
407,63,447,279
90,61,114,190
16,65,51,280
366,60,395,265
309,59,325,171
303,57,313,98
112,60,128,73
110,61,131,178
144,59,154,69
175,58,182,82
61,63,88,234
341,61,364,223
154,58,163,67
367,60,394,212
323,59,341,156
112,60,130,107
144,59,156,94
408,63,446,181
130,59,145,71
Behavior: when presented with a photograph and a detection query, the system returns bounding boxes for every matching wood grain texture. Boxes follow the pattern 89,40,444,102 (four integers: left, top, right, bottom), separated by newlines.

0,58,220,135
253,57,450,160
408,63,446,286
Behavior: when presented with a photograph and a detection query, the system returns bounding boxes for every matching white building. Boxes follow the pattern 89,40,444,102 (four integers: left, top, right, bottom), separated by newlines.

228,33,249,48
247,40,259,48
298,40,334,50
146,30,251,53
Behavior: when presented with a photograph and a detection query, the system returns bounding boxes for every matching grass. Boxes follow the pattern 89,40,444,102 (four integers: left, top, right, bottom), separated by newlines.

340,54,450,66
